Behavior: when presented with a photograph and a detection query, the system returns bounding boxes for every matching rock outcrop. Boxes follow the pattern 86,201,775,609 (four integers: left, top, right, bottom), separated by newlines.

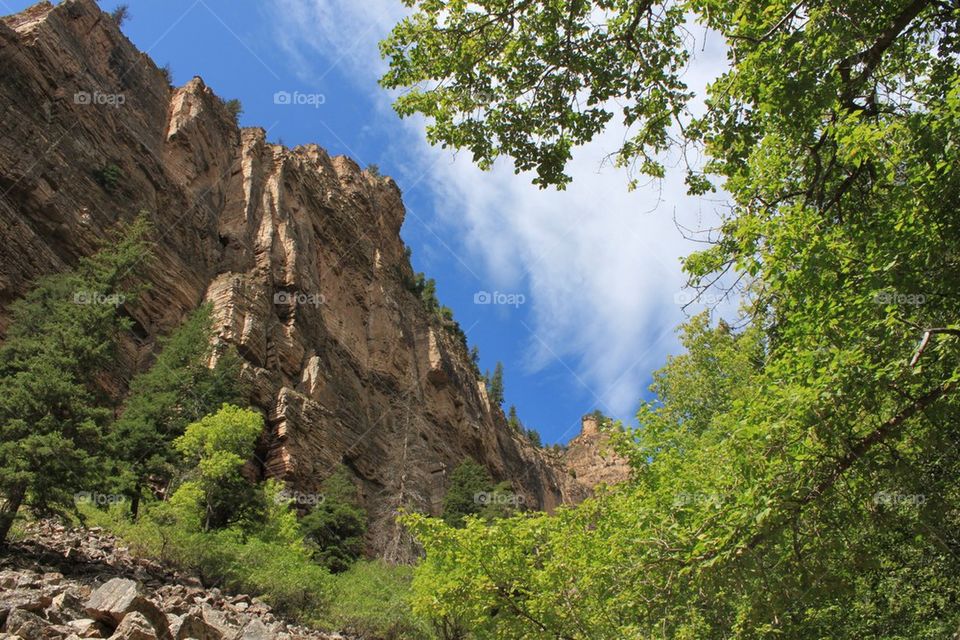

563,415,631,490
0,0,589,559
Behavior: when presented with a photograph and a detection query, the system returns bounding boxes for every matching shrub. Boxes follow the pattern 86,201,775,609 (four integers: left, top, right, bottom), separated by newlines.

110,4,130,26
323,560,430,639
223,99,243,124
300,466,367,573
93,163,124,193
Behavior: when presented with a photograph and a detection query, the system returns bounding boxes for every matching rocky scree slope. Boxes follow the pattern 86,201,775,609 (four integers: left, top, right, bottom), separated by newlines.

0,0,593,560
0,520,340,639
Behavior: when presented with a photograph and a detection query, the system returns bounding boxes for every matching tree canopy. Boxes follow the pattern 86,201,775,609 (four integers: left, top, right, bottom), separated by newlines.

387,0,960,636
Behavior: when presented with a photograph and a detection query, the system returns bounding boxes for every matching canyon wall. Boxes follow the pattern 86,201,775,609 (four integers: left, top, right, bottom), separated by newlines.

0,0,599,559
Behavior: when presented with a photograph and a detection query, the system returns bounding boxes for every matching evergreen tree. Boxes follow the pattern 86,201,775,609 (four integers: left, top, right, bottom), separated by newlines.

109,304,244,518
441,459,493,528
507,405,521,432
0,218,150,543
299,465,368,573
487,361,504,407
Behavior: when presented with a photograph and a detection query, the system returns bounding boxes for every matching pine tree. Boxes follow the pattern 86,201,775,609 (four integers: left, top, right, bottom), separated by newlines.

0,218,150,543
108,304,243,517
487,361,504,407
300,465,367,573
442,459,493,528
507,405,522,432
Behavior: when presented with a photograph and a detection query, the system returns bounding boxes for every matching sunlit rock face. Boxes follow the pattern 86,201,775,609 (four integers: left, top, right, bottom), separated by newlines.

0,0,594,559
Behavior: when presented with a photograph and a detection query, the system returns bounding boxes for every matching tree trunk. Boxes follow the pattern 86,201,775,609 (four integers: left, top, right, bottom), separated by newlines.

0,484,26,545
129,481,141,520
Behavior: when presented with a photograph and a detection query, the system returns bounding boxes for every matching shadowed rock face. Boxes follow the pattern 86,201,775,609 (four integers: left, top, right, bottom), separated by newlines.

0,0,591,559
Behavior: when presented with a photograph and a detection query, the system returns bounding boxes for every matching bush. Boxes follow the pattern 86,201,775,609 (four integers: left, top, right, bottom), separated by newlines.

323,560,430,639
81,502,331,623
224,99,243,124
93,163,124,193
300,466,367,573
110,4,130,26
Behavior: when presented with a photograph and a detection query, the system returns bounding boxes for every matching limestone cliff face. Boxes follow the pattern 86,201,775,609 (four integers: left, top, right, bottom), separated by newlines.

563,416,631,490
0,0,589,559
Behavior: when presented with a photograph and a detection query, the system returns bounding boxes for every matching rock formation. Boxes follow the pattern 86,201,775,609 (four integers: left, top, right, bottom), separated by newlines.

0,0,599,559
563,415,631,490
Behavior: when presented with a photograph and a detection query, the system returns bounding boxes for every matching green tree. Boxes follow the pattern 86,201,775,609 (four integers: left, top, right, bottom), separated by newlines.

109,304,243,518
506,405,521,432
441,459,493,528
223,98,243,124
389,1,960,635
487,361,504,407
300,465,367,573
172,404,264,532
524,428,542,448
0,218,150,543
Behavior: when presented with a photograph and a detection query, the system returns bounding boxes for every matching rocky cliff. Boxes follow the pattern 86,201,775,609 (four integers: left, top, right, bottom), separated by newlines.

0,0,596,560
563,416,631,490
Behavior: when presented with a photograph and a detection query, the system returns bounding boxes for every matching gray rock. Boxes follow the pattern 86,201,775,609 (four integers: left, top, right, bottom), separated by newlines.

168,612,223,640
238,619,273,640
108,612,155,640
66,619,107,638
84,579,168,639
4,608,57,639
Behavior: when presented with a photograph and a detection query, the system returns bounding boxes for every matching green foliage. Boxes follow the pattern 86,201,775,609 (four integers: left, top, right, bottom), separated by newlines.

441,459,491,528
380,0,690,188
366,163,381,177
300,466,367,573
391,1,960,634
159,63,173,86
109,304,243,515
486,361,504,407
223,98,243,124
93,163,124,193
172,404,265,531
506,405,521,431
0,217,150,542
81,501,330,622
323,560,431,639
523,428,541,448
469,345,481,375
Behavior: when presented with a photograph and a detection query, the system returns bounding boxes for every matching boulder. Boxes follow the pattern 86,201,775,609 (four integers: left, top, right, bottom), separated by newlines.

168,611,223,640
108,612,155,640
4,608,57,639
84,579,168,638
238,618,273,640
0,590,53,627
66,619,107,638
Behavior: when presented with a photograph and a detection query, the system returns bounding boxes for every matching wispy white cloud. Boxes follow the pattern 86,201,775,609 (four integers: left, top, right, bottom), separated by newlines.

268,0,732,421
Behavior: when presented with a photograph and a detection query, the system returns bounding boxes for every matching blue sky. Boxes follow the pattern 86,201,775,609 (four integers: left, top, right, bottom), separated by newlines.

4,0,731,444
